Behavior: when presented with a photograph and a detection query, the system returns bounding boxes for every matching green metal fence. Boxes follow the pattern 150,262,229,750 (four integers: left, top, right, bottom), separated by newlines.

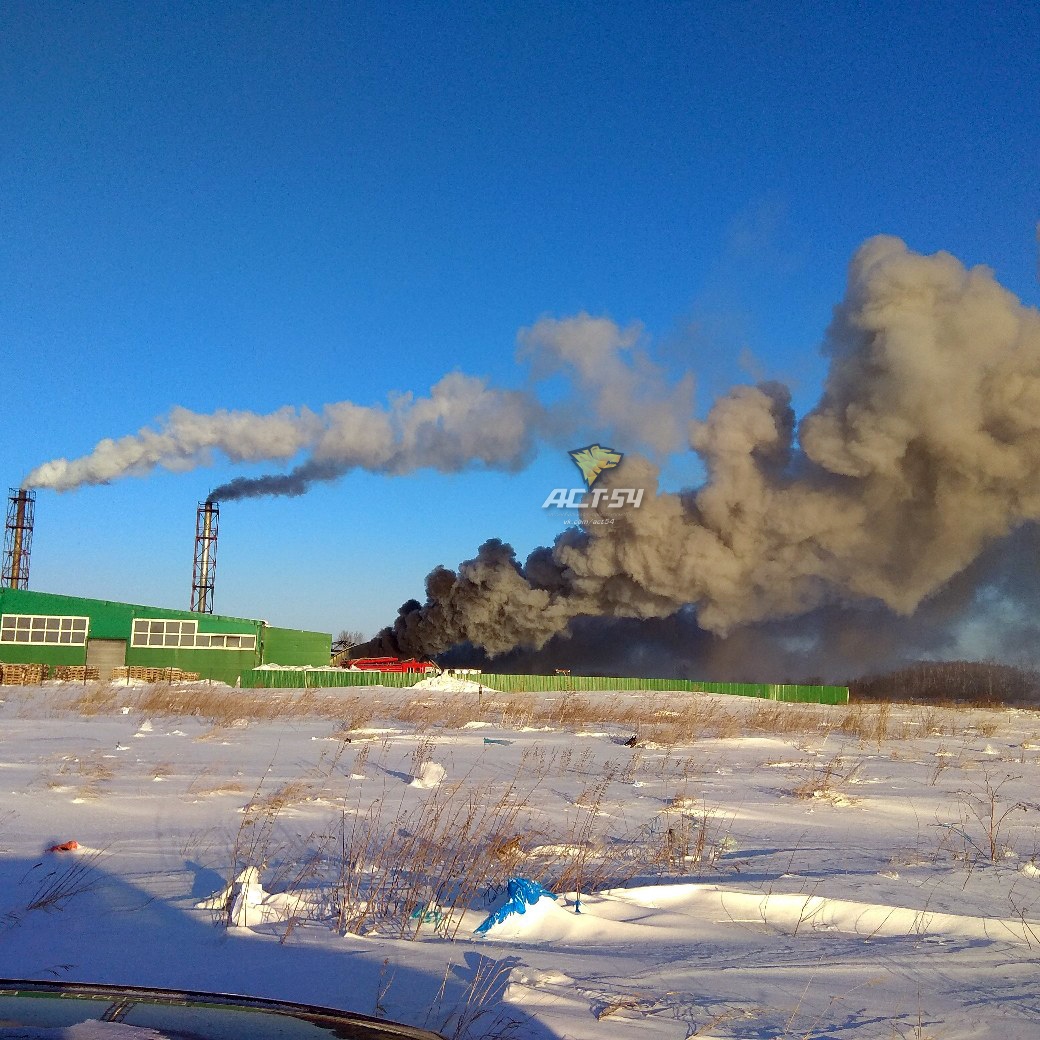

242,668,426,689
241,667,849,703
476,673,848,703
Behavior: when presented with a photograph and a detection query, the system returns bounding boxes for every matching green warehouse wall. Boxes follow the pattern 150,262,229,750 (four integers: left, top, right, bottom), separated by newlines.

0,588,330,685
262,626,333,667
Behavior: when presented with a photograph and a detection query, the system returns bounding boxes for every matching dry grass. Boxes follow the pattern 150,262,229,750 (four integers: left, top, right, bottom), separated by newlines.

187,778,247,799
24,849,107,914
655,795,735,872
943,769,1035,866
134,685,347,724
43,752,117,799
151,760,174,781
246,779,315,813
193,737,742,943
791,751,863,804
14,673,1038,967
56,685,121,716
17,678,1010,754
32,678,1016,947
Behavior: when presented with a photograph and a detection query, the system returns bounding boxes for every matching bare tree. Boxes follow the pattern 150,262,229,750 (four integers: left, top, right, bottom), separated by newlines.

331,629,367,662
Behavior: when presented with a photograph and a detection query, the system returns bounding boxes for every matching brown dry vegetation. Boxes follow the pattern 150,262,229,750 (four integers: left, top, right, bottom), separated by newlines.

41,751,117,800
9,680,1021,748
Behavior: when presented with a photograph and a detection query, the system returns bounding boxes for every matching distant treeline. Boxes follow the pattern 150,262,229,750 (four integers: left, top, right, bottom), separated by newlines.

849,660,1040,706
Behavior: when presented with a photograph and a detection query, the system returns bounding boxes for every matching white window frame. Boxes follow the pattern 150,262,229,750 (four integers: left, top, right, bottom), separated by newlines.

130,618,256,651
0,614,90,646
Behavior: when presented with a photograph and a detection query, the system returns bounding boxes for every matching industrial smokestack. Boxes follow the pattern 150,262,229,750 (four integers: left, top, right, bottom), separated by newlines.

2,489,35,590
190,500,219,613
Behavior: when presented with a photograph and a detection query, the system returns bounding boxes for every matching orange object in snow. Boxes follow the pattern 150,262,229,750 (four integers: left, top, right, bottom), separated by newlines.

48,840,79,852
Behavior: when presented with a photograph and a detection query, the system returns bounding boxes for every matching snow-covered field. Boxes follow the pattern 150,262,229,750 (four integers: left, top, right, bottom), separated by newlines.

2,678,1039,1039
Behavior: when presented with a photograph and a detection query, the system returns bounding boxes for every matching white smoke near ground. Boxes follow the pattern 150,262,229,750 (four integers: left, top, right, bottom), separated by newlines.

375,236,1040,661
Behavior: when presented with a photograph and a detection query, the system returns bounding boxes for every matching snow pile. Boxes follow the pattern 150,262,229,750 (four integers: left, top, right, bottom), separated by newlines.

409,761,447,788
411,675,495,694
195,866,325,928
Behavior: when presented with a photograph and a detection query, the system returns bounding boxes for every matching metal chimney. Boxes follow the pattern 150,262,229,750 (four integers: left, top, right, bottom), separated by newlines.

2,488,35,590
190,500,219,613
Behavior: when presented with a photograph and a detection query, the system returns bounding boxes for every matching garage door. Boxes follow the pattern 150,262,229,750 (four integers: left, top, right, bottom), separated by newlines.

85,639,126,680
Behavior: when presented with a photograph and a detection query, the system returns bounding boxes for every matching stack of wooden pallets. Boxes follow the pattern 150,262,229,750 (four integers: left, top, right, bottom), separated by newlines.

111,666,201,683
0,662,48,685
51,665,101,682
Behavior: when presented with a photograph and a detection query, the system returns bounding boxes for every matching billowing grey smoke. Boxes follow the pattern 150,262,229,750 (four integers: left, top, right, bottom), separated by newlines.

24,319,687,498
25,236,1040,668
377,236,1040,660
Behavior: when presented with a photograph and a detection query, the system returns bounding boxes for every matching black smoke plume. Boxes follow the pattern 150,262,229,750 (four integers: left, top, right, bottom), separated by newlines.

372,237,1040,669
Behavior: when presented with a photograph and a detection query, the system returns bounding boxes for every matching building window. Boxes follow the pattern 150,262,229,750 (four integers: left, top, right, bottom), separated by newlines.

0,614,89,646
130,619,255,651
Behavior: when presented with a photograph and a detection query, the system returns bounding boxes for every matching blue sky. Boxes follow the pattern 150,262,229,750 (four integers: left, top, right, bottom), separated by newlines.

2,0,1038,639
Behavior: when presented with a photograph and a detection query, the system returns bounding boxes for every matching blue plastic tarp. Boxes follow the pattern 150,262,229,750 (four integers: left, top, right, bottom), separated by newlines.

474,877,556,935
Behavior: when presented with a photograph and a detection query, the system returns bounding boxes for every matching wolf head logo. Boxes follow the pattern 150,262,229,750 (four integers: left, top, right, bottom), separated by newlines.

568,444,623,488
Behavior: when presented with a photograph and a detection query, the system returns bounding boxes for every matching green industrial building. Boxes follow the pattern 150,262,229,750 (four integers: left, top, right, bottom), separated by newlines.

0,587,331,685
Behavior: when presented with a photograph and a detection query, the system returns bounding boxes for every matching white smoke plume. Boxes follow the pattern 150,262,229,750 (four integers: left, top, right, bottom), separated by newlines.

376,236,1040,659
24,320,682,499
